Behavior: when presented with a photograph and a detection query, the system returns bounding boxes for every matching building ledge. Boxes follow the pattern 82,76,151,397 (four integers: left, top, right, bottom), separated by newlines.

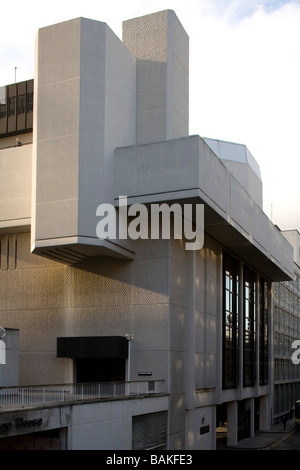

114,135,294,281
0,380,166,412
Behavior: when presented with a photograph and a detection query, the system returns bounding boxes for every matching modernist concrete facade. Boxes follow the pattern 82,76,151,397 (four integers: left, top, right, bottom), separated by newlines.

273,230,300,421
0,10,295,450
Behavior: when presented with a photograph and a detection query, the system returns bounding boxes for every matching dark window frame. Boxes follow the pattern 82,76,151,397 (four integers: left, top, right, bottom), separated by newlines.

0,79,33,136
259,278,269,385
243,267,256,387
223,252,239,389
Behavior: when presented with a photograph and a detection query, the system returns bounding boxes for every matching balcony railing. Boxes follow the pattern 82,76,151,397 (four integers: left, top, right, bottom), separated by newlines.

0,380,165,410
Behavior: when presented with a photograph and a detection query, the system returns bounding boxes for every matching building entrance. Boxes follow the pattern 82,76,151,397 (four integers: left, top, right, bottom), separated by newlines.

76,357,125,383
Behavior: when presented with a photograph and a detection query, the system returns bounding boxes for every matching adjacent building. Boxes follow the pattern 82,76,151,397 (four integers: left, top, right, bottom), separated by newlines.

0,10,295,450
273,230,300,420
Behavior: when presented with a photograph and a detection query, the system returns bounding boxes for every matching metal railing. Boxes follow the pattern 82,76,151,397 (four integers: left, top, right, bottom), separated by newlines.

0,380,165,410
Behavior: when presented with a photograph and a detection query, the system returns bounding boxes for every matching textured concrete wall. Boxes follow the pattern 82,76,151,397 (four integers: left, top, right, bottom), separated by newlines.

0,232,171,386
0,328,19,386
167,234,221,449
0,228,222,448
0,144,32,233
123,10,189,144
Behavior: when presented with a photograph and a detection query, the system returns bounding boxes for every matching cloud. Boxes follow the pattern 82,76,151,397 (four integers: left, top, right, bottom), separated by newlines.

185,1,300,229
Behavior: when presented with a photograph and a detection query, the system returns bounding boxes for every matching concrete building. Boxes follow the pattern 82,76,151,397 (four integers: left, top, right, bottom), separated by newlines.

0,10,295,450
273,230,300,421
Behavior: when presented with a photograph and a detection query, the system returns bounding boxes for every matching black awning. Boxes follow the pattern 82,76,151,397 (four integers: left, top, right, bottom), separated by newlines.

57,336,128,359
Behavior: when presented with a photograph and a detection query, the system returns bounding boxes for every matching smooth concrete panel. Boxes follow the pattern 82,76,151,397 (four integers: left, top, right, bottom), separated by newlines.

269,222,284,265
185,406,215,450
33,17,136,259
225,160,263,207
115,136,228,214
36,18,81,87
35,199,78,239
0,145,32,174
69,397,168,450
198,139,228,214
0,171,31,201
229,174,252,235
204,137,263,207
35,136,79,204
195,352,205,389
36,79,80,141
0,199,31,229
0,145,32,230
252,204,269,251
115,136,200,197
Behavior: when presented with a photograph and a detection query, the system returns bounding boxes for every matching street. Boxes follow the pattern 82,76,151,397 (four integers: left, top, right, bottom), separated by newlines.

270,427,300,450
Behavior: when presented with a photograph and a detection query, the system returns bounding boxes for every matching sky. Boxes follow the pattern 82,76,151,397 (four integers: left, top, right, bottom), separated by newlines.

0,0,299,232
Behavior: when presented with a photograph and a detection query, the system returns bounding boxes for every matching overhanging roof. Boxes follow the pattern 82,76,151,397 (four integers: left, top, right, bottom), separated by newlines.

57,336,128,359
114,135,294,282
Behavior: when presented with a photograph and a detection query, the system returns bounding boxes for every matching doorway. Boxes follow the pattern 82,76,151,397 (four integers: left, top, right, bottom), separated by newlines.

76,357,125,383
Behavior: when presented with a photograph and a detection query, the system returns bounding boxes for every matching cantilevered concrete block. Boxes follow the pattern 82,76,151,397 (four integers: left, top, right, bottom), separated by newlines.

31,18,136,263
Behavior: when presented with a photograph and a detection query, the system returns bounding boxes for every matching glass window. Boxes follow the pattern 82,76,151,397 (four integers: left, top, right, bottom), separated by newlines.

244,267,256,387
223,252,239,389
259,279,269,385
0,87,6,119
17,94,26,114
26,91,33,113
8,96,16,117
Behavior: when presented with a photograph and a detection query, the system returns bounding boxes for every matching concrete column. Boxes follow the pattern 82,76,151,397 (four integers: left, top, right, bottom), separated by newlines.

227,401,238,447
185,250,195,410
245,397,255,437
260,395,270,430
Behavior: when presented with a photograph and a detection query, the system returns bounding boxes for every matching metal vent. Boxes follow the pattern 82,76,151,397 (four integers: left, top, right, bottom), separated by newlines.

132,411,167,450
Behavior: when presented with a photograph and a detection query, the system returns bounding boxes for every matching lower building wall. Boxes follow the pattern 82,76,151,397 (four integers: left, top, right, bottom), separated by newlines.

185,406,216,450
0,396,168,450
0,328,19,387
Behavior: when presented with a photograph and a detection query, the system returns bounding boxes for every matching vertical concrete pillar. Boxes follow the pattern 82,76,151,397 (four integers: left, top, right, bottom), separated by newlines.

123,9,189,144
260,395,270,430
185,250,195,410
227,401,238,447
246,397,255,437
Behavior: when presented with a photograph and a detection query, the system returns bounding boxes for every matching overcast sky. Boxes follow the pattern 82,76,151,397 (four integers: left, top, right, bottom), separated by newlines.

0,0,299,232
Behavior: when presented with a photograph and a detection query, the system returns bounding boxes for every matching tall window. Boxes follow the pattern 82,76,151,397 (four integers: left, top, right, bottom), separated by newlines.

244,267,256,387
0,87,6,120
8,96,16,117
223,252,239,388
259,279,269,385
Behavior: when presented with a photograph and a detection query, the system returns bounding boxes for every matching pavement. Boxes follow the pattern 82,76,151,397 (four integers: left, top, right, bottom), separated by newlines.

220,418,295,450
222,418,296,450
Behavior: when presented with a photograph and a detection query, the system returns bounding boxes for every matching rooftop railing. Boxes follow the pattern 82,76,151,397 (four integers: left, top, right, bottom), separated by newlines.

0,380,165,410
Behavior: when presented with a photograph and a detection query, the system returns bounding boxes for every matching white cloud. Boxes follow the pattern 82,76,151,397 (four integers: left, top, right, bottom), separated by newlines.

187,1,300,230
